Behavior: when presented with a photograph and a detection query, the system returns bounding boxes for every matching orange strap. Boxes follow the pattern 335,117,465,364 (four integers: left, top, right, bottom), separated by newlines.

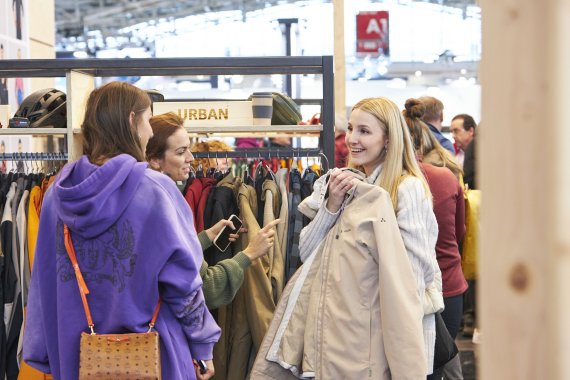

63,224,161,334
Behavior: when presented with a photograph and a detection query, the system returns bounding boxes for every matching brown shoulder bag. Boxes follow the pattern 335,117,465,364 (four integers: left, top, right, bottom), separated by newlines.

64,224,162,380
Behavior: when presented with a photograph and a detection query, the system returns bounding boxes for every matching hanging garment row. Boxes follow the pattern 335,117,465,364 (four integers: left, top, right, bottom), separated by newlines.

0,155,62,380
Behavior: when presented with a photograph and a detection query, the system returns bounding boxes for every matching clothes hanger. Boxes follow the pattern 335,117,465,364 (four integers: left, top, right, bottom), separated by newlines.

318,151,330,173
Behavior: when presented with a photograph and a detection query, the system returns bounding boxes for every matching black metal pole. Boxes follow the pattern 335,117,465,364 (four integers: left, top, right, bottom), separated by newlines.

278,18,298,97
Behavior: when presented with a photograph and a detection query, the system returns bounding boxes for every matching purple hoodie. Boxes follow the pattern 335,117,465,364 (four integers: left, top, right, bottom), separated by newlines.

23,154,221,380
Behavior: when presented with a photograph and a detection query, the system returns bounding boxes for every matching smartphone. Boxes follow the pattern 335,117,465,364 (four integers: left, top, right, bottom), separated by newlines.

213,214,243,252
197,360,208,374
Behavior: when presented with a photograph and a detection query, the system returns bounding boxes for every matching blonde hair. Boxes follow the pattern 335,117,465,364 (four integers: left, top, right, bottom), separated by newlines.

348,97,431,208
191,140,233,172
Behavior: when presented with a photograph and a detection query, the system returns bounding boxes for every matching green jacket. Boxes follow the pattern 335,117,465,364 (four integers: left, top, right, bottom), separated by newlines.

197,231,251,310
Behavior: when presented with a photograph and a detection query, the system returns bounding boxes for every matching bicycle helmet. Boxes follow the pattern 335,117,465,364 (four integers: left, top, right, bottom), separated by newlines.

14,88,67,128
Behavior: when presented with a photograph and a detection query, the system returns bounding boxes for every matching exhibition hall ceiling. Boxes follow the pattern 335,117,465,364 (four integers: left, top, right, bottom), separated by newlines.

55,0,478,41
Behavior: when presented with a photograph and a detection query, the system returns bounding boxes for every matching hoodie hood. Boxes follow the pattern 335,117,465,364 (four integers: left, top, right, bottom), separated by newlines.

54,154,148,238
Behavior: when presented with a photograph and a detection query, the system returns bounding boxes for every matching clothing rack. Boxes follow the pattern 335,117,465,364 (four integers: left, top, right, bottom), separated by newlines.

0,152,68,161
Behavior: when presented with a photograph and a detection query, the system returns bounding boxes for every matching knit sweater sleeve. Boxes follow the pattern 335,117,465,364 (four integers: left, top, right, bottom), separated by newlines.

199,252,251,310
298,205,339,262
395,177,438,299
198,230,213,250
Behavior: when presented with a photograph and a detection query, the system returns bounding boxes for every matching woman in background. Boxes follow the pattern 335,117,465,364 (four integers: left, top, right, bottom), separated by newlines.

404,98,467,379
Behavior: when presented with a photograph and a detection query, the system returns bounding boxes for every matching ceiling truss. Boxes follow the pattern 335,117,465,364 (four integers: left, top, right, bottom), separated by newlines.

55,0,479,49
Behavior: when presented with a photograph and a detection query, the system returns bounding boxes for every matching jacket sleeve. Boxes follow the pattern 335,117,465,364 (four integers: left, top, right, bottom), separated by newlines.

456,183,466,246
372,192,427,378
22,261,50,374
199,252,251,310
396,177,438,300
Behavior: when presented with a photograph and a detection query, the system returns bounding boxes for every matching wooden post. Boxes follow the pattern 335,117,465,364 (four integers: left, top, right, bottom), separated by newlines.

480,0,570,378
333,0,345,119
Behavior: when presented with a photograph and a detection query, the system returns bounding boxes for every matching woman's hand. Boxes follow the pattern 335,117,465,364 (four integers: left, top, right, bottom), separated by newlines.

194,359,215,380
325,170,359,213
205,219,247,242
243,219,280,260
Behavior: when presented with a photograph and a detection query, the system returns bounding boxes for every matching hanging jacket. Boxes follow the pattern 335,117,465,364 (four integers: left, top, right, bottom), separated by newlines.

261,178,284,302
196,177,216,233
23,155,220,380
213,182,260,380
274,168,289,268
202,174,239,265
184,176,204,227
285,169,303,280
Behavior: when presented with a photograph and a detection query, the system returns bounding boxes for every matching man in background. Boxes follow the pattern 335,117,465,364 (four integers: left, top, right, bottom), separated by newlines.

419,96,455,154
450,114,476,168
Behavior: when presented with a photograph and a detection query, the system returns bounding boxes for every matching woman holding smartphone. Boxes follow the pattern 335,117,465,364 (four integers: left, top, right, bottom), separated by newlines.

146,112,279,310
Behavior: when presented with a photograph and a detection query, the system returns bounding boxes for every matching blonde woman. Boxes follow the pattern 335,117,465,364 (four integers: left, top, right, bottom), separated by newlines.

251,97,440,379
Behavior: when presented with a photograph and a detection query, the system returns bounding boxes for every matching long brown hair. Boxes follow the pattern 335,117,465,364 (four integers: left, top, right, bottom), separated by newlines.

146,112,185,161
403,98,463,180
348,97,430,208
82,81,151,165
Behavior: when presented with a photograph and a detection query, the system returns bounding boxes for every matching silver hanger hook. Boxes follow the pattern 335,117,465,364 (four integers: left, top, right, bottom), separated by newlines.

318,151,330,173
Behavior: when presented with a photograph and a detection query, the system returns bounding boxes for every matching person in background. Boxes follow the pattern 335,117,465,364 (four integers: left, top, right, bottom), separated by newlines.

334,112,349,168
23,82,220,379
0,44,8,105
404,98,467,380
191,139,233,174
460,121,477,342
460,119,477,191
418,96,455,154
147,112,279,310
450,114,476,168
15,48,24,106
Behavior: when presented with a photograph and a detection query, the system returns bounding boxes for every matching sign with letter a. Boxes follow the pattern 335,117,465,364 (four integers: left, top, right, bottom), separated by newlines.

356,11,389,57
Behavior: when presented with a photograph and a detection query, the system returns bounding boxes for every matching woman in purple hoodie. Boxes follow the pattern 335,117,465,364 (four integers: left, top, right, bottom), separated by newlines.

22,81,221,380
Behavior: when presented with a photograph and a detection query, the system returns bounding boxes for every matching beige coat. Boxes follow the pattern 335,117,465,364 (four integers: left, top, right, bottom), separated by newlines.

251,180,426,379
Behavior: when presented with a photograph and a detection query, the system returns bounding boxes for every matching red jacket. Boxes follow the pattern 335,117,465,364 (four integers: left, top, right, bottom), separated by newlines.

334,133,349,168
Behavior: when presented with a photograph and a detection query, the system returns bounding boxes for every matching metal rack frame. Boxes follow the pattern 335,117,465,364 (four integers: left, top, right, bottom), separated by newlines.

0,56,335,164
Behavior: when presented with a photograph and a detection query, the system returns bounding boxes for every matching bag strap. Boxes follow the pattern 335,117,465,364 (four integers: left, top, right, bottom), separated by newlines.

63,224,161,334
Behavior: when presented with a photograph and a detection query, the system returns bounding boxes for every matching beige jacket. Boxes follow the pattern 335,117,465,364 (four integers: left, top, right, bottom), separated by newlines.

251,180,426,379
